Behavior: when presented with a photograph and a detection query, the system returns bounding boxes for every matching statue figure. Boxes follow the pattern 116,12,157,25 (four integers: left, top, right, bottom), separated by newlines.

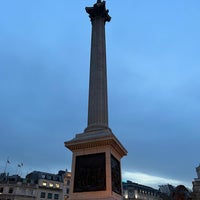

85,0,111,22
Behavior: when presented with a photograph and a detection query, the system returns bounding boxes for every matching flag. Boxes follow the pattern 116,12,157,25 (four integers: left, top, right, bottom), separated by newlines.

7,160,10,164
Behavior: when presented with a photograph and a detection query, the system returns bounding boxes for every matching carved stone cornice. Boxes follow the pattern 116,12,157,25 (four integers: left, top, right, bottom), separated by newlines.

65,131,127,157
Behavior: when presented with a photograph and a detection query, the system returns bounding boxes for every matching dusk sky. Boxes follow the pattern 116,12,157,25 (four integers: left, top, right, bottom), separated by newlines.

1,0,200,189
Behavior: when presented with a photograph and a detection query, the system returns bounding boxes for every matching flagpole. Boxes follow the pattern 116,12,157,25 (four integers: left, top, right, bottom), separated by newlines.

4,157,10,174
4,162,7,174
20,162,23,177
16,162,23,176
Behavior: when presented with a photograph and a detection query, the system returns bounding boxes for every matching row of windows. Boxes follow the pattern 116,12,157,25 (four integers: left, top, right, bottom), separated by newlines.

137,190,158,196
123,190,159,198
42,182,60,188
0,199,11,200
41,174,61,181
0,187,34,196
0,187,13,194
40,192,59,199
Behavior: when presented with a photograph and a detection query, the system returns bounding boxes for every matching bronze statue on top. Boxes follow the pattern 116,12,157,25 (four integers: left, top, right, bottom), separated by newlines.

85,0,111,23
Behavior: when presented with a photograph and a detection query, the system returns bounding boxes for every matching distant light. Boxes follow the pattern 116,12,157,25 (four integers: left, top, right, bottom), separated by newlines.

135,191,138,199
42,182,47,186
49,183,54,187
124,190,128,199
55,183,60,188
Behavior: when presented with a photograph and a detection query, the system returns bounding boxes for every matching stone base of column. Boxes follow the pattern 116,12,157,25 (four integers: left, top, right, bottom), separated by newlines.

65,131,127,200
69,193,122,200
84,124,112,133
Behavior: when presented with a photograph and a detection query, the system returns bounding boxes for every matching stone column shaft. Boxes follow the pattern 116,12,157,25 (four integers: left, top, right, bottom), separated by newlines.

85,1,111,133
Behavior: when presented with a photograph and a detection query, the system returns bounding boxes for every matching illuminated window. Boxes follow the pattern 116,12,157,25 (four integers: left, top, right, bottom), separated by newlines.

49,183,54,187
42,182,47,186
55,183,60,188
124,190,128,199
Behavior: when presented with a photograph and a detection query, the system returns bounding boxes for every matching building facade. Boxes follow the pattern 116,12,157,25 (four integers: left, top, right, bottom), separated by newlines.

122,180,161,200
0,173,36,200
159,184,175,200
0,170,71,200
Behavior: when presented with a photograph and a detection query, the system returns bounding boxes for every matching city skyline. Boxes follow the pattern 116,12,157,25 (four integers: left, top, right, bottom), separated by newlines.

1,0,200,189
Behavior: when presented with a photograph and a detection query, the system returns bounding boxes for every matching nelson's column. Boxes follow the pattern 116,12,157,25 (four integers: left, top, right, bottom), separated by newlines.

65,1,127,200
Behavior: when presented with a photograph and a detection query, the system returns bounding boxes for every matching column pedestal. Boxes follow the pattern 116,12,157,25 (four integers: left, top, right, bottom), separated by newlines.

65,130,127,200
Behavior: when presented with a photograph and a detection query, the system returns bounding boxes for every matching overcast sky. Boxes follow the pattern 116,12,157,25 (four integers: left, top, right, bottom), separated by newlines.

0,0,200,189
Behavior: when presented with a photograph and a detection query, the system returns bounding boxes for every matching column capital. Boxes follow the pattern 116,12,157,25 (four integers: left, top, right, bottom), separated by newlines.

85,0,111,22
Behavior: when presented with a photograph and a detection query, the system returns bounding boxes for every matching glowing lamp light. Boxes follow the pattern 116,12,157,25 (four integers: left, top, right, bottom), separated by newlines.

49,183,54,187
42,182,47,186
